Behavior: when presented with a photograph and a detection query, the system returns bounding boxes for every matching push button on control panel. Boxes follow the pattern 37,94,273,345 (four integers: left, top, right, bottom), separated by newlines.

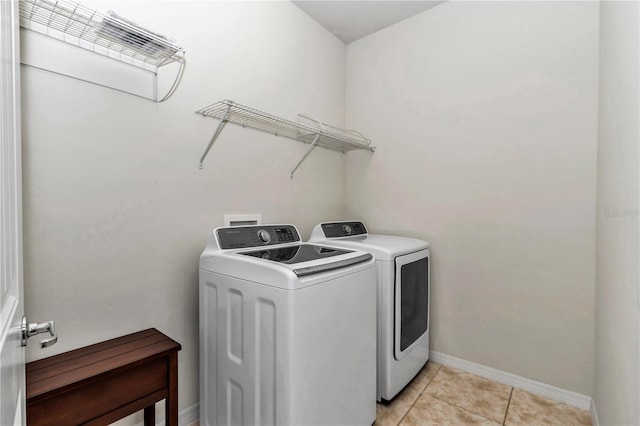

275,227,295,243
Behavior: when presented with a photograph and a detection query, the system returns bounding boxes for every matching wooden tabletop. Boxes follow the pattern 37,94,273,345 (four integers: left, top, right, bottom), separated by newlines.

26,328,182,403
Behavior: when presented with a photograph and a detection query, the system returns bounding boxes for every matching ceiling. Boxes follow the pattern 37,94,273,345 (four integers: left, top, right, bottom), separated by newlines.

292,1,444,44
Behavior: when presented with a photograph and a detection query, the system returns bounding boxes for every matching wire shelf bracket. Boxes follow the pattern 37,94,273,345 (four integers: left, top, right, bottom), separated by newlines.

196,100,375,179
19,0,186,102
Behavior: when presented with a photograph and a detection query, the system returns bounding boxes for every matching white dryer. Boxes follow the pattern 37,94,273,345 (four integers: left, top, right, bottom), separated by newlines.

310,221,430,402
200,224,377,426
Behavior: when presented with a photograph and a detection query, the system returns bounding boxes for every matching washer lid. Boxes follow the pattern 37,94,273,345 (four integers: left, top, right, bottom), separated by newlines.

239,244,371,277
240,244,350,264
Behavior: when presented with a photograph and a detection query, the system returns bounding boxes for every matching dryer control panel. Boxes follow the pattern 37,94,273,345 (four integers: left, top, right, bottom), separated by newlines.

321,221,368,238
217,225,300,249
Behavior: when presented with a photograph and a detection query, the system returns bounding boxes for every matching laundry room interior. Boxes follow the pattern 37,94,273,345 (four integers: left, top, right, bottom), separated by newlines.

3,0,638,425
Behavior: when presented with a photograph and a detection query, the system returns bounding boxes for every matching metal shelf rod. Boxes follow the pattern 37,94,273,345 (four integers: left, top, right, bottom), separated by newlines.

196,100,374,177
199,105,231,169
289,113,324,179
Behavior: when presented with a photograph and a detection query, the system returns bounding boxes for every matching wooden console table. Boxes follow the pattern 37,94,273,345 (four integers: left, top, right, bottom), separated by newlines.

26,328,181,426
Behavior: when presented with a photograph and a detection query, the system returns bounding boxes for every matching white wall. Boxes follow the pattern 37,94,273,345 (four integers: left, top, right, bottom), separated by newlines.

20,0,346,420
594,2,640,424
345,1,598,394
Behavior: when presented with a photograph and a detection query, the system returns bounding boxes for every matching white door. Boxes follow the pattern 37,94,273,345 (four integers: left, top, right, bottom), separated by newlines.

1,0,26,425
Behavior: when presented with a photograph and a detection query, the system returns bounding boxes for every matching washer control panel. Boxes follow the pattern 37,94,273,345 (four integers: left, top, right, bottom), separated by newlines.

217,225,300,249
321,221,368,238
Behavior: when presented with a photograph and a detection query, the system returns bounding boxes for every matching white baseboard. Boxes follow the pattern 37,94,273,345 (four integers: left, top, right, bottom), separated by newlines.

429,351,592,411
179,403,199,426
590,400,600,426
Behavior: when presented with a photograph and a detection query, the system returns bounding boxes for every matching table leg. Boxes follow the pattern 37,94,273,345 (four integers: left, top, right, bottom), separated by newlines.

144,404,155,426
166,352,179,426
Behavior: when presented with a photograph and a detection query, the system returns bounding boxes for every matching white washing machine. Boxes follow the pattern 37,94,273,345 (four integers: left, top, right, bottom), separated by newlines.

199,224,377,426
310,221,430,402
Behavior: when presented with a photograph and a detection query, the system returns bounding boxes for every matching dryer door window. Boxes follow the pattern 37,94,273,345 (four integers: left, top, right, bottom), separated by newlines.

394,249,430,360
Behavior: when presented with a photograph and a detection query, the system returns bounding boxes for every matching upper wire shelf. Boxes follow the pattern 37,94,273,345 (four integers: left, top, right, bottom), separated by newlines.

196,100,375,177
19,0,186,101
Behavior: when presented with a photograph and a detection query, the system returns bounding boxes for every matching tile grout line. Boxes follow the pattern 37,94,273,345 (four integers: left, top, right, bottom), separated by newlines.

426,393,505,425
503,387,514,425
395,363,443,426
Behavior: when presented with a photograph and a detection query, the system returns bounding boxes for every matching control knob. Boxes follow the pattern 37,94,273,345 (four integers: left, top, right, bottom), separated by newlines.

342,224,352,235
257,230,271,243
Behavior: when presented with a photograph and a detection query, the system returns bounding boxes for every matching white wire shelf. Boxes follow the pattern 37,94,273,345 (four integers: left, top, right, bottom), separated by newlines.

19,0,186,101
196,100,375,177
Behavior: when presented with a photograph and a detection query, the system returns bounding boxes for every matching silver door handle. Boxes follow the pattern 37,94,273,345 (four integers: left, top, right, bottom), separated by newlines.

21,316,58,348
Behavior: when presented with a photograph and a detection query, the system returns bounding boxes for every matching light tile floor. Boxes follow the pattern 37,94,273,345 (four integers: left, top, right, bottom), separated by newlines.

376,362,592,426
